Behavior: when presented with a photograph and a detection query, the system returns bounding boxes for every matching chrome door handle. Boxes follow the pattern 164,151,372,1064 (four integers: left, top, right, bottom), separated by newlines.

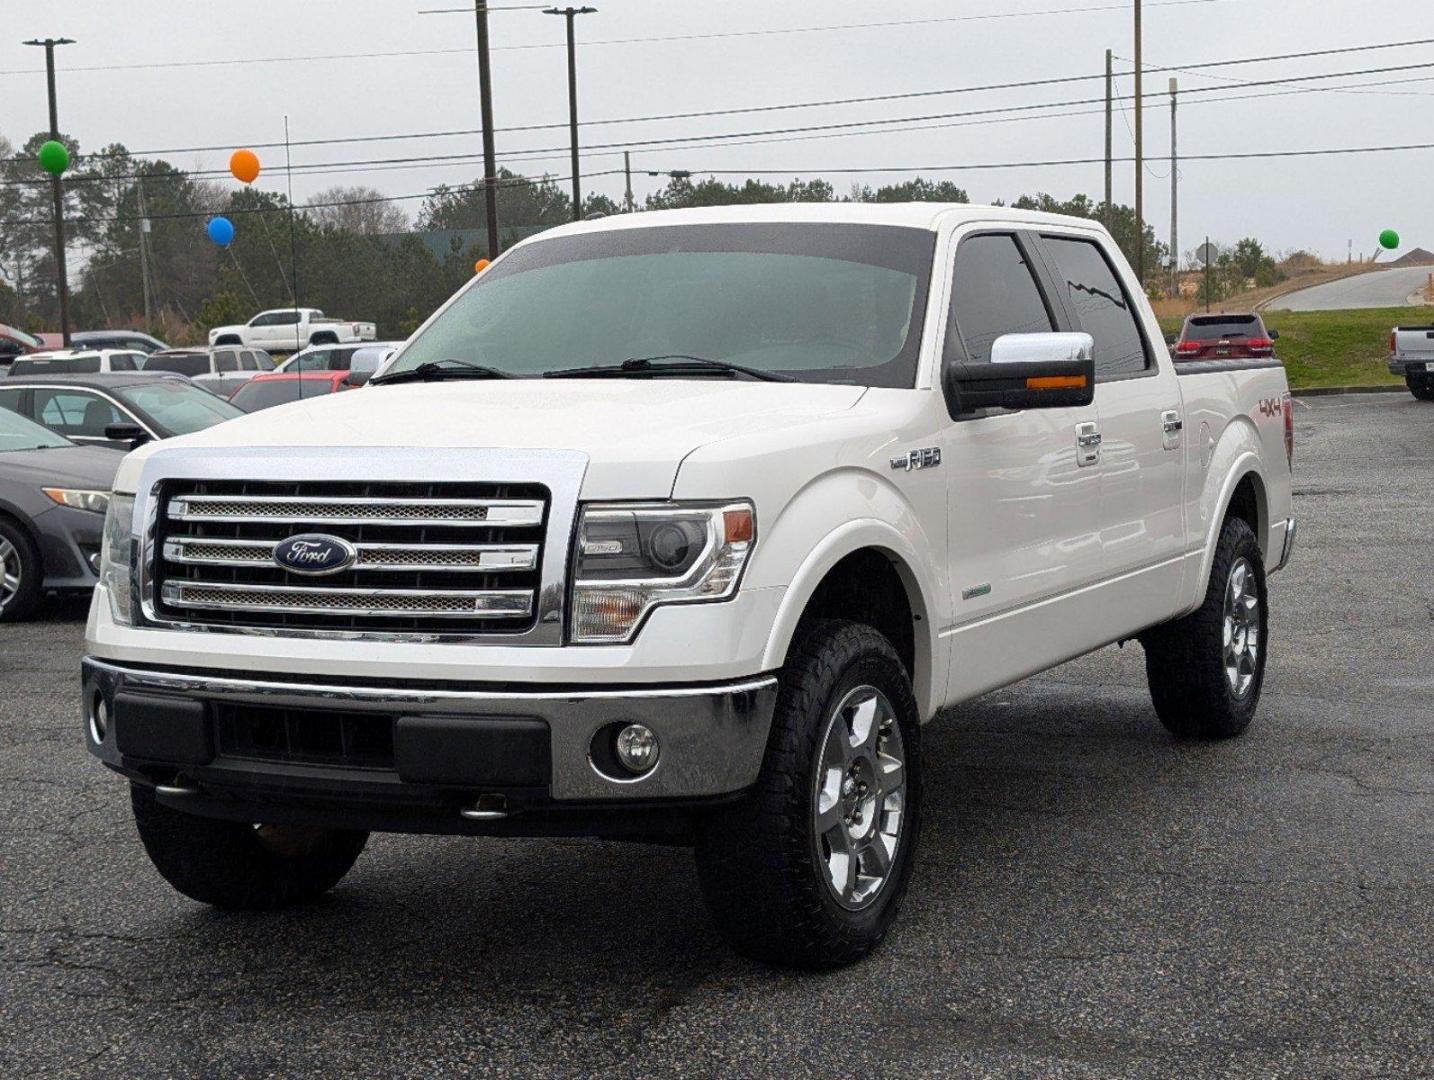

1162,412,1184,433
1075,421,1102,466
1076,431,1103,447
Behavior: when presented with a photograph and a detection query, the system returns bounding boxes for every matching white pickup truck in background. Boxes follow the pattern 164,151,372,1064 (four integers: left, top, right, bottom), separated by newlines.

84,204,1294,970
208,307,377,353
1388,324,1434,400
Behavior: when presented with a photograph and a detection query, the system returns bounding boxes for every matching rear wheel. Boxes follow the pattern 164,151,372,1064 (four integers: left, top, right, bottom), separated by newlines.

1407,374,1434,401
0,518,41,622
131,784,368,909
694,620,922,969
1141,516,1267,738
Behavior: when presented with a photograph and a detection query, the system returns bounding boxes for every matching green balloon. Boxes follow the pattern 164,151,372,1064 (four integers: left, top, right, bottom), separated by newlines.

37,140,69,177
1379,229,1399,250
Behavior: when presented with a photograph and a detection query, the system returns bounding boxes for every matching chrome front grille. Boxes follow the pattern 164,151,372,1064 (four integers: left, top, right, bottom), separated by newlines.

153,479,550,635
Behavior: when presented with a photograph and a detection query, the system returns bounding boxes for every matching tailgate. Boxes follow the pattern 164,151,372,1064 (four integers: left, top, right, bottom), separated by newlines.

1394,327,1434,360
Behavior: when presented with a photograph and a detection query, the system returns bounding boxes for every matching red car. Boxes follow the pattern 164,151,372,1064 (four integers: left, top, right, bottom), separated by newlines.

1170,312,1279,361
227,370,356,412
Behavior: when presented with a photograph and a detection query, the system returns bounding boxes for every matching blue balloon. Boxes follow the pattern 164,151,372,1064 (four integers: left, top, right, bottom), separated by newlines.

206,216,235,246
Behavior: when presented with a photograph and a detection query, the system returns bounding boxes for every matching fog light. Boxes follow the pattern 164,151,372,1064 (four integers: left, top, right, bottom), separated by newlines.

615,723,659,774
90,696,108,744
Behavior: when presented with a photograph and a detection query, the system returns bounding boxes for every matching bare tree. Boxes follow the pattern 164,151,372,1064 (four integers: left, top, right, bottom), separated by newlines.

306,186,409,235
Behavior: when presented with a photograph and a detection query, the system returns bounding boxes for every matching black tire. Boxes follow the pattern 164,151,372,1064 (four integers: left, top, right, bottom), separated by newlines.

1141,516,1267,738
131,784,368,910
694,619,923,970
1407,375,1434,402
0,516,42,623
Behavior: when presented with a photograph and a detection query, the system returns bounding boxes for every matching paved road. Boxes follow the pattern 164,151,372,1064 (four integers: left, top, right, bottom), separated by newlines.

3,395,1431,1078
1273,265,1434,311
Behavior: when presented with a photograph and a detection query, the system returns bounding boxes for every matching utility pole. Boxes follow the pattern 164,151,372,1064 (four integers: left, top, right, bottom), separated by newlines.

1169,78,1178,300
23,37,75,345
1133,0,1144,286
545,7,597,222
137,178,153,326
1204,234,1211,313
623,150,634,212
473,1,501,257
1104,49,1113,229
284,115,300,328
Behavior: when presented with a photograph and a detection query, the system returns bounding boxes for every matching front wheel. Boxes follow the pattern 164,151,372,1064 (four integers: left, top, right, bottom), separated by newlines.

0,518,41,622
1141,516,1268,738
131,784,368,909
694,620,922,970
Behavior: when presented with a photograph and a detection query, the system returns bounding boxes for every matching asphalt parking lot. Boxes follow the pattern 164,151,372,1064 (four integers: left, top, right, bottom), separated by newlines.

2,393,1430,1079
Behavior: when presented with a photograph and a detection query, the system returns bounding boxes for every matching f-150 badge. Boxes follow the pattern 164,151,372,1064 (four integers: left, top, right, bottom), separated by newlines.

891,447,941,471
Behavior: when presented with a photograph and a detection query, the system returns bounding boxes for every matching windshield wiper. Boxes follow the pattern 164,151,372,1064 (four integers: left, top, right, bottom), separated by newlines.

370,358,517,385
544,354,795,383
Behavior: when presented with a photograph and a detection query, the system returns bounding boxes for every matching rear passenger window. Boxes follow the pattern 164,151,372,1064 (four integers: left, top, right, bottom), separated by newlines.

110,353,139,371
947,234,1054,364
1040,236,1150,378
239,351,257,371
214,351,239,373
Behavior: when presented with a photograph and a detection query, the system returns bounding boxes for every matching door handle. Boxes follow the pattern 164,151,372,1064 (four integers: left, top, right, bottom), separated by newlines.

1162,412,1184,433
1075,422,1102,466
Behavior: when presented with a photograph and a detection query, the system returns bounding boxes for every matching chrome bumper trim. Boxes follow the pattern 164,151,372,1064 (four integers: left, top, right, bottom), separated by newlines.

82,658,779,802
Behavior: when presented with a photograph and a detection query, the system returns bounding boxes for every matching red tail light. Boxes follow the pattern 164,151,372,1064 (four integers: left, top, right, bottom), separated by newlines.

1282,393,1294,469
1175,340,1202,355
1247,337,1274,355
1389,332,1396,353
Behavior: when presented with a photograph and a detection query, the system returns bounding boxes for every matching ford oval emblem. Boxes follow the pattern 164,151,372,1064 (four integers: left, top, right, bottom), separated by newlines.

273,534,357,576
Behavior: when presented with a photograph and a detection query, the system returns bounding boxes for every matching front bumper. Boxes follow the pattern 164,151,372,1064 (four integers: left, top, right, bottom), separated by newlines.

82,658,778,832
36,504,104,591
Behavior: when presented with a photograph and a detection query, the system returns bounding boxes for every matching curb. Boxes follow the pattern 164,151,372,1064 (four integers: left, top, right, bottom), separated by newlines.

1291,384,1408,398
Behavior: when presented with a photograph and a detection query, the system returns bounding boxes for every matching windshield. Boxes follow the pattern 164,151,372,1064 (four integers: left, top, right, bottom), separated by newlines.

1184,316,1263,341
0,404,73,451
144,354,211,376
388,223,936,387
285,347,359,373
115,380,243,435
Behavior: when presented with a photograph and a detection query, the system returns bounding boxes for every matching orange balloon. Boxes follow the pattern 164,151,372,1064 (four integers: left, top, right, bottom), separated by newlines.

473,258,490,274
229,148,260,185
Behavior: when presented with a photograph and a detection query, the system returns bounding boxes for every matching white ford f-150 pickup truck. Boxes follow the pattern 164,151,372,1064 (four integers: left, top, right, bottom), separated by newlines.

208,307,377,353
84,205,1295,969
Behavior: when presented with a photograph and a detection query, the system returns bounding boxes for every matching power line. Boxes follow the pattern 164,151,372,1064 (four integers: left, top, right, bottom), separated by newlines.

9,58,1433,191
15,139,1433,228
0,0,1237,78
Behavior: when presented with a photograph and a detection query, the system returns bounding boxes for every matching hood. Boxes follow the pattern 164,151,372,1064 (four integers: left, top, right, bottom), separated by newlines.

0,444,124,490
115,379,868,498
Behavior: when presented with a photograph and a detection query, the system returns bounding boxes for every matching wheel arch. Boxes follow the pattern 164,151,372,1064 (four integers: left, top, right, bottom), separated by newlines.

1188,422,1270,614
211,334,242,346
760,523,942,721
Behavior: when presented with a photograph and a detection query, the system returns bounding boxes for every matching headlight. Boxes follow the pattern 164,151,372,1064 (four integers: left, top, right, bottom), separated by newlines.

570,500,754,643
99,494,136,626
42,488,110,515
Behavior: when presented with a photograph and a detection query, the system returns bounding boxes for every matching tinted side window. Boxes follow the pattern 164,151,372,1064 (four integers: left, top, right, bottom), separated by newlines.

274,311,301,325
254,351,275,370
238,351,257,371
250,313,275,327
1041,236,1150,378
110,353,140,371
0,387,23,413
214,351,239,373
947,233,1054,364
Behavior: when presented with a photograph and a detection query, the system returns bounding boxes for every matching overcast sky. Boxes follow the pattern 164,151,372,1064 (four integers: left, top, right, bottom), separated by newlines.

3,0,1429,262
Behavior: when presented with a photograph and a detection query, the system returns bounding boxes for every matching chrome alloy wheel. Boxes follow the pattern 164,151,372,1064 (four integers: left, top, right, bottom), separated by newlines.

1223,557,1261,698
0,536,21,615
812,685,907,910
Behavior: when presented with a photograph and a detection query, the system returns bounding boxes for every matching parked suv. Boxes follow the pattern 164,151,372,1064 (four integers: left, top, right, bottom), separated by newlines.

83,205,1294,969
1170,312,1278,361
7,349,148,377
143,346,275,397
